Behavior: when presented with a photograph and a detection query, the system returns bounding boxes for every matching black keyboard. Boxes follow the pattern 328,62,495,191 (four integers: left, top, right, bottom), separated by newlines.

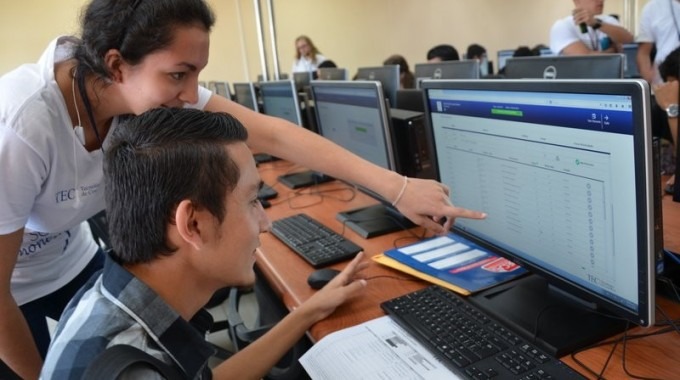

270,213,363,268
381,286,585,380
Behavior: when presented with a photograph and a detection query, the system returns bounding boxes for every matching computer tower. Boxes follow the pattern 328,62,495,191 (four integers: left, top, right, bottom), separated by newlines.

389,108,437,180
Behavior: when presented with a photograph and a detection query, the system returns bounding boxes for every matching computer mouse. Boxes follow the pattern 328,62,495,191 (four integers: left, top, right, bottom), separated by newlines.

307,268,341,290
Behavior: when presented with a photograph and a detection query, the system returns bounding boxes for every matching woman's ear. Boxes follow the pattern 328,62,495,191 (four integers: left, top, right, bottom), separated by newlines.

103,48,125,83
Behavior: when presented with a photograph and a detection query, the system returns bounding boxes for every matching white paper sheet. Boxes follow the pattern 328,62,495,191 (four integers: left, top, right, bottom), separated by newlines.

300,316,462,380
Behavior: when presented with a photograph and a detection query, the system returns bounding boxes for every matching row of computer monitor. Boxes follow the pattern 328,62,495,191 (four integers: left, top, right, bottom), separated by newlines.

232,75,658,359
224,53,632,115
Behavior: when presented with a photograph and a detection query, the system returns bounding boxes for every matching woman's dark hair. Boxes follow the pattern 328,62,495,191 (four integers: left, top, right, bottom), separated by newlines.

383,54,415,89
74,0,215,81
104,108,248,264
72,0,215,143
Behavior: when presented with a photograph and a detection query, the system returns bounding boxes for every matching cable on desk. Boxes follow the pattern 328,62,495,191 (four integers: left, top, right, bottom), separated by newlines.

283,184,357,210
569,303,680,380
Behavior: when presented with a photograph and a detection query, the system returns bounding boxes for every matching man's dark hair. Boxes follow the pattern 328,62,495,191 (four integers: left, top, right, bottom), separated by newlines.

659,46,680,82
466,44,486,59
427,44,460,61
104,108,248,264
317,60,337,69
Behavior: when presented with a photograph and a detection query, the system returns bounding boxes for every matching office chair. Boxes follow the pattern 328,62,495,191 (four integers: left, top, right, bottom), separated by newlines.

216,266,312,380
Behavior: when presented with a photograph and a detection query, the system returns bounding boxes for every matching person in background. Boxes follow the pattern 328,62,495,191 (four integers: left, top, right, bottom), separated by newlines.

383,54,415,89
550,0,633,55
654,47,680,194
40,108,370,379
637,0,680,86
531,43,551,56
314,59,337,79
0,1,485,378
291,35,326,73
466,43,491,76
426,44,460,62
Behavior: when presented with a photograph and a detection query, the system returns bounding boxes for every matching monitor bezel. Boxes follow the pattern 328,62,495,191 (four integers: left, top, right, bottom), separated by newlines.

421,78,655,328
232,82,259,112
258,79,303,126
503,54,625,79
293,71,313,91
413,60,481,89
355,65,400,108
309,79,396,172
317,68,348,81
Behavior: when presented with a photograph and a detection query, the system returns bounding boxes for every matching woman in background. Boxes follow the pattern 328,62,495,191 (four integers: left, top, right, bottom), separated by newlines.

291,35,326,73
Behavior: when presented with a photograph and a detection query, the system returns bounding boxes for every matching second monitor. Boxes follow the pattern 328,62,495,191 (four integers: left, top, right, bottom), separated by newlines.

310,80,415,238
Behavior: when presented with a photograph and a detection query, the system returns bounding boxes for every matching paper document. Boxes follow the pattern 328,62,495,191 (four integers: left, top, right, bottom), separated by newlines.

300,316,461,380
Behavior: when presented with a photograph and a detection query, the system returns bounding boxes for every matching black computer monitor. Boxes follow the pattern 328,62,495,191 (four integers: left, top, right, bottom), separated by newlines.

623,43,641,78
395,89,425,113
539,47,555,56
421,78,657,356
503,54,624,79
293,71,313,92
317,68,348,81
355,65,400,108
413,61,480,88
259,80,303,126
209,81,231,99
232,82,259,112
310,80,414,238
497,49,515,73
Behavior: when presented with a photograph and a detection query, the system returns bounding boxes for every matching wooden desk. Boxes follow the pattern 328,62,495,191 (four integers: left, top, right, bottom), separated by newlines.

255,161,680,379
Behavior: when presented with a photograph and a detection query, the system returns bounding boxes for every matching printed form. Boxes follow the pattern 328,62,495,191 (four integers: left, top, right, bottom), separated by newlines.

300,316,460,380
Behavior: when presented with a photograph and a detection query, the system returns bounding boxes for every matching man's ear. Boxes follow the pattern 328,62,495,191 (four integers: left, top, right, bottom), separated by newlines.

103,48,125,83
174,200,204,251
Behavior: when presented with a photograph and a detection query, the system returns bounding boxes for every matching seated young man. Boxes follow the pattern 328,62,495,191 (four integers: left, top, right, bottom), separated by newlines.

40,108,368,379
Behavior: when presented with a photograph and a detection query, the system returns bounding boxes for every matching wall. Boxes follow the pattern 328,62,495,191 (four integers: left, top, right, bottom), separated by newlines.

0,0,645,82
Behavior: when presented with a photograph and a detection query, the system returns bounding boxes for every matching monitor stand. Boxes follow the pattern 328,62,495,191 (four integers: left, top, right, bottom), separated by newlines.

253,153,280,165
469,274,627,357
278,170,334,189
336,204,415,239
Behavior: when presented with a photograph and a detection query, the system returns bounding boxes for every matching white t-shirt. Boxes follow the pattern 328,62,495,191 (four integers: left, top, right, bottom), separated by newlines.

0,36,212,304
291,54,327,73
550,14,621,55
637,0,680,84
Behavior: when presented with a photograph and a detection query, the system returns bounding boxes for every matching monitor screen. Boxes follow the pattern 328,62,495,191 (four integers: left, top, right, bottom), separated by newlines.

503,54,624,79
232,82,259,112
310,80,413,238
259,80,302,126
623,43,641,78
422,79,656,355
317,68,347,81
413,61,480,88
497,49,515,72
355,65,400,108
